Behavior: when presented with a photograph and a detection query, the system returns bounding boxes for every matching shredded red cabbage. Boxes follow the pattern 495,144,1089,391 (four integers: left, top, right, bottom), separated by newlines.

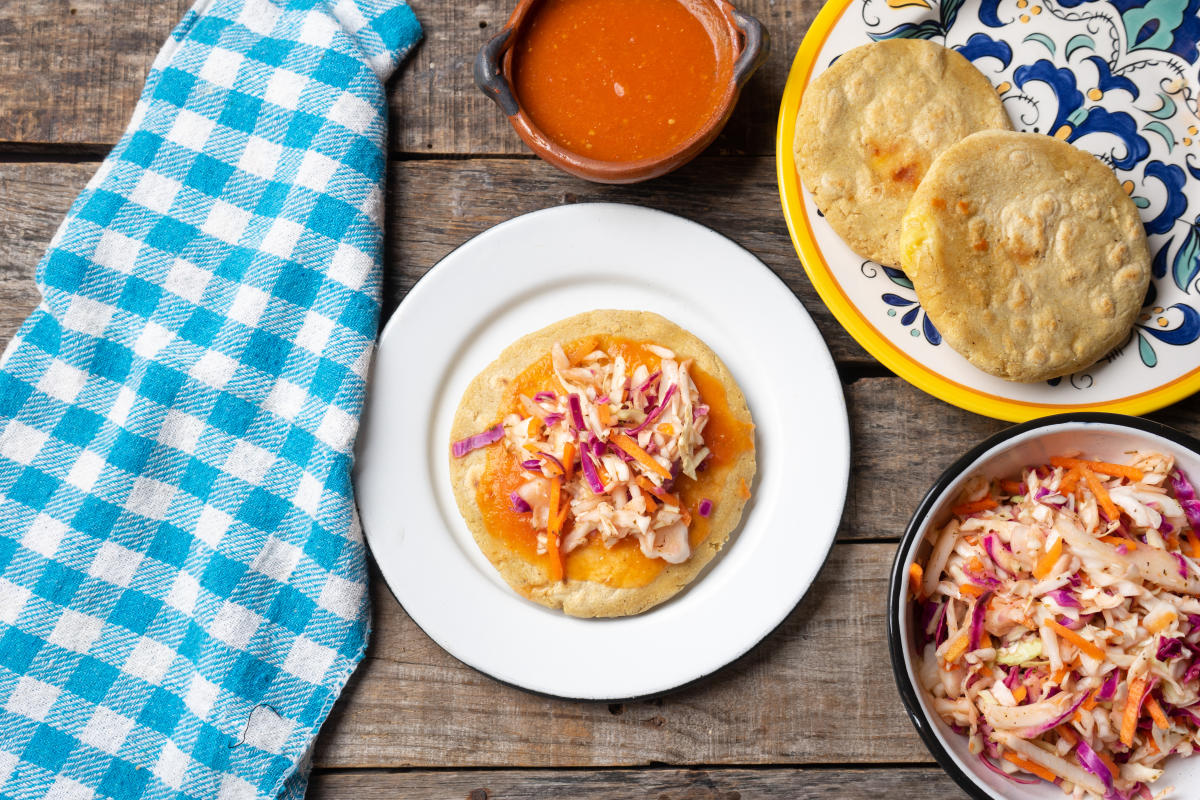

1075,738,1125,800
452,424,504,458
1170,469,1200,531
568,394,585,430
1045,588,1081,609
521,459,542,470
533,391,556,403
1097,670,1119,702
509,492,532,513
580,452,604,494
544,412,564,426
934,601,949,646
698,498,712,517
1176,552,1189,579
1158,637,1184,661
983,534,1011,577
630,384,677,434
693,405,709,418
635,370,661,392
968,592,991,650
538,451,565,474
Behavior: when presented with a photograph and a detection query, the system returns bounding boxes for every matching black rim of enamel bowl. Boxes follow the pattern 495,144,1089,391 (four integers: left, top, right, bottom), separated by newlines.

886,411,1200,800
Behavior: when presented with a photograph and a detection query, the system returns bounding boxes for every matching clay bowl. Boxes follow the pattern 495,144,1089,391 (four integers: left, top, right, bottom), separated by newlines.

474,0,768,184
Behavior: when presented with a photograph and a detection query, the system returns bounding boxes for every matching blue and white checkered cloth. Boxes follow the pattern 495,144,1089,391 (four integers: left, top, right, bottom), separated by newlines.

0,1,419,797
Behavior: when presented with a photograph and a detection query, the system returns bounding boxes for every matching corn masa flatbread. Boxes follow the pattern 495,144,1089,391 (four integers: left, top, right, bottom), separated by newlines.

449,310,756,618
793,38,1012,267
900,130,1151,382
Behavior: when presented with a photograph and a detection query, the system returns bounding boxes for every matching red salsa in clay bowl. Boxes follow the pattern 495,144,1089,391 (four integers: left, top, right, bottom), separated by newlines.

475,0,768,183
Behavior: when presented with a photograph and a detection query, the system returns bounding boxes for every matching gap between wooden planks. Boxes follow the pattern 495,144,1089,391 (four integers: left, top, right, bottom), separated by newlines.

306,765,968,798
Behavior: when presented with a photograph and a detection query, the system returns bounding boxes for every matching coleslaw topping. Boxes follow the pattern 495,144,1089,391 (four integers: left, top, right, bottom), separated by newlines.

913,452,1200,799
453,341,712,573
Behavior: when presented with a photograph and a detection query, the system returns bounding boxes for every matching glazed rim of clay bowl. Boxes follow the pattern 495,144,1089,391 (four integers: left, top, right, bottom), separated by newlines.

473,0,768,184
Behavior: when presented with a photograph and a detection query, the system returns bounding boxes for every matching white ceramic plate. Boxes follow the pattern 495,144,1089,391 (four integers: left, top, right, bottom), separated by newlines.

354,203,850,699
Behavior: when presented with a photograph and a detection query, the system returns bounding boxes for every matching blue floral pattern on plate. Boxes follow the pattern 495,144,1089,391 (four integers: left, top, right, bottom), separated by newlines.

848,0,1200,383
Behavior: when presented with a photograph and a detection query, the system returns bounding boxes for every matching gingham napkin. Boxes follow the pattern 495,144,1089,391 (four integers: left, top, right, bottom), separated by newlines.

0,1,419,797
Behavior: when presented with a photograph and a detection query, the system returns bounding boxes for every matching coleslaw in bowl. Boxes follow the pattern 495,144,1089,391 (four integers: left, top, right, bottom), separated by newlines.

889,414,1200,800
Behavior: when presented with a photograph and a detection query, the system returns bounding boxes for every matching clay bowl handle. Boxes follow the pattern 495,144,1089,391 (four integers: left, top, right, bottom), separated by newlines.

475,26,519,116
731,8,769,89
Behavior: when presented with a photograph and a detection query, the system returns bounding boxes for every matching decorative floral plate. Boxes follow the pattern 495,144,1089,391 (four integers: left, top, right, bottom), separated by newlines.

777,0,1200,421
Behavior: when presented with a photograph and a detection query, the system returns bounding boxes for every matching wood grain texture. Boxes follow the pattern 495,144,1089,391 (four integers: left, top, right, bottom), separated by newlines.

307,766,968,798
0,0,191,147
311,541,931,768
0,0,823,156
0,158,875,362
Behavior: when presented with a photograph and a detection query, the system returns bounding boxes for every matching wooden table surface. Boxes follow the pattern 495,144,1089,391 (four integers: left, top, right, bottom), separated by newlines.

5,2,1200,798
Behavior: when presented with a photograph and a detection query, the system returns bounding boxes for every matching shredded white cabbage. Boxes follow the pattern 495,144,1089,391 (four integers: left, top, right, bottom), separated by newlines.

913,452,1200,799
502,341,711,563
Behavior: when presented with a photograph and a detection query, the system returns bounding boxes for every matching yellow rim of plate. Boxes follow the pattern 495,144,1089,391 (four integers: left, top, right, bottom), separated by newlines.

775,0,1200,422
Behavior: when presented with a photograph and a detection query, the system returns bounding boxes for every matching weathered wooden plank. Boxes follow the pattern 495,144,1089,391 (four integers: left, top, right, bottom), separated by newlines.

393,0,823,157
0,159,877,365
0,0,821,156
311,541,934,768
385,155,874,364
0,0,191,147
307,766,968,799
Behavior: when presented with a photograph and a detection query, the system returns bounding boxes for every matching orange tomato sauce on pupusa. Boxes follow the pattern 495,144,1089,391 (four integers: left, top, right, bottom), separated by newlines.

510,0,729,162
475,335,753,590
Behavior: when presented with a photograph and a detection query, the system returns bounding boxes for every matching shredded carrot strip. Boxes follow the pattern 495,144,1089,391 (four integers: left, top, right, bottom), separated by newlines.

1146,609,1177,635
1051,666,1069,684
944,634,969,665
1001,479,1025,496
959,583,985,598
527,417,541,437
1099,535,1137,550
967,556,985,573
1081,690,1099,711
561,442,576,481
1098,750,1121,778
544,478,565,582
547,477,561,539
1050,456,1145,483
536,452,563,476
597,405,612,426
1146,694,1170,730
610,432,672,479
909,563,924,598
978,631,992,650
1147,735,1161,755
1186,530,1200,559
1034,537,1063,580
1059,467,1083,494
1045,618,1106,662
656,422,673,436
1121,675,1148,746
1001,751,1057,783
1012,686,1027,703
737,477,750,500
952,497,998,516
1056,725,1078,746
1082,466,1120,521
